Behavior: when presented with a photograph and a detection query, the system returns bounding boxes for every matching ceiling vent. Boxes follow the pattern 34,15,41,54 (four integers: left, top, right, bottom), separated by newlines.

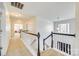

11,2,24,9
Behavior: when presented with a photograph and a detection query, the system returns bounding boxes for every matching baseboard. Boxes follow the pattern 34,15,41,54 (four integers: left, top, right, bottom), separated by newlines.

53,48,71,56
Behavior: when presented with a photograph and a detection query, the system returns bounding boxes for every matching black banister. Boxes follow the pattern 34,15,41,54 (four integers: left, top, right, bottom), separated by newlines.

43,32,53,50
51,32,53,48
43,32,75,51
22,30,38,37
27,32,38,37
44,33,52,41
53,32,75,37
37,32,40,56
43,40,45,50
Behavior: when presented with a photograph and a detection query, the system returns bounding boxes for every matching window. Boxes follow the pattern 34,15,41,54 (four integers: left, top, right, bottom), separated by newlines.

57,23,70,33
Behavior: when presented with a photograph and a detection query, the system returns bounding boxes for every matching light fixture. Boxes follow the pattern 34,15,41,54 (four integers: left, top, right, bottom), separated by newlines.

10,12,22,17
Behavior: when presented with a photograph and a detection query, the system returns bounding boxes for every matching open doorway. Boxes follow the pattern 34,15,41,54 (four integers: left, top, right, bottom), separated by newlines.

14,24,23,33
14,24,23,39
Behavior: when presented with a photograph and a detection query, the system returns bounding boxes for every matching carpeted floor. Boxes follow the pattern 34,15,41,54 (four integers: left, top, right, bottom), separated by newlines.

6,33,32,56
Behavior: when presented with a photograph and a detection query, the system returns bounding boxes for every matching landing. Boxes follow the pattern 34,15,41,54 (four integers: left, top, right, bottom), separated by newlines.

6,33,32,56
41,49,64,56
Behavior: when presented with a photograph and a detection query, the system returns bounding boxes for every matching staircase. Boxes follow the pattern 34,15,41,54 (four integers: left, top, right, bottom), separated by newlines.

21,31,75,56
41,48,64,56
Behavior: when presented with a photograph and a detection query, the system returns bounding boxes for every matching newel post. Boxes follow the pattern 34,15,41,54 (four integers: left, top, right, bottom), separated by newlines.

37,32,40,56
43,39,45,50
51,32,53,48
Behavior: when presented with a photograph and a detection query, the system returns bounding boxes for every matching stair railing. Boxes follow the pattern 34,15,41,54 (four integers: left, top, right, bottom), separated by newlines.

21,30,40,56
43,32,75,51
43,32,53,50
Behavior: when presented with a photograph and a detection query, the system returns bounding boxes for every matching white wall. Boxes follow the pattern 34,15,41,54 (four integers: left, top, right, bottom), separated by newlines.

53,19,75,55
36,18,76,55
20,17,54,55
1,2,75,56
0,3,10,56
75,3,79,56
36,17,53,51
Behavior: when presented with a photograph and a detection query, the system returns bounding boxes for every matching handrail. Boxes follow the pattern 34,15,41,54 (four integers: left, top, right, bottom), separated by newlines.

53,32,75,37
26,32,38,37
22,30,38,37
44,33,52,40
43,32,75,50
21,30,40,56
43,32,53,50
44,32,75,41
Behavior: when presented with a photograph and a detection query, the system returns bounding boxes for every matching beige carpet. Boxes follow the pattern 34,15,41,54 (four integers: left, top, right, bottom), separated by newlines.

6,33,32,56
6,33,64,56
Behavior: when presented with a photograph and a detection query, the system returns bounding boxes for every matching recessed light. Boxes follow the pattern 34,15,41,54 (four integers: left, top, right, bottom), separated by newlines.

15,14,17,16
10,13,22,17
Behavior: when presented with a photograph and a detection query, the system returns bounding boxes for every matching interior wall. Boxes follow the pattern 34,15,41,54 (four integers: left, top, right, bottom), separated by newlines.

53,19,75,55
75,3,79,56
1,2,37,56
54,19,75,34
36,17,53,51
0,3,11,56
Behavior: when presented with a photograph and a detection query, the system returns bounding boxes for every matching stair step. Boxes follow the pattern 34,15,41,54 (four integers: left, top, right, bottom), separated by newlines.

41,48,64,56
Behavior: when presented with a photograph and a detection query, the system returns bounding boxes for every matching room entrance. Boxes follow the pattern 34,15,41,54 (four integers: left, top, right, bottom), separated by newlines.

14,24,23,39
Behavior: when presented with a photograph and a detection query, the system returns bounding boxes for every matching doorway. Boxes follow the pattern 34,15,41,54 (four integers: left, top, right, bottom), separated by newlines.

14,24,23,39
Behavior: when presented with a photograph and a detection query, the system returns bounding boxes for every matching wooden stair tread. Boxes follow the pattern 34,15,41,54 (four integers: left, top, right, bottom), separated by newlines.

41,49,64,56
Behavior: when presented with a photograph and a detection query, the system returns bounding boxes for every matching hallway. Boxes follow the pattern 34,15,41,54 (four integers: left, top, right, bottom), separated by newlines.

6,33,32,56
0,2,77,56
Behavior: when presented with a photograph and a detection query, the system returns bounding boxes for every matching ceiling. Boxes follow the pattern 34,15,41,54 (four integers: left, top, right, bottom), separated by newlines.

5,2,75,21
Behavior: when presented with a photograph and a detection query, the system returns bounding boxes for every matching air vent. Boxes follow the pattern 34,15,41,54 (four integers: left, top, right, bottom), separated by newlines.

11,2,24,9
